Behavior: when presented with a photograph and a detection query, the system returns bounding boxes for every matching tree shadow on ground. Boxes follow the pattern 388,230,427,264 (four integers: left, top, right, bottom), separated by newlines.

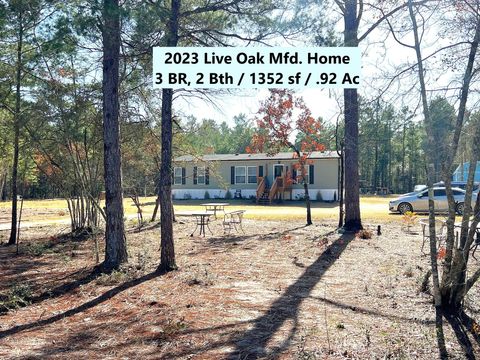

23,326,101,359
27,319,258,359
0,270,161,340
0,235,97,296
125,221,160,234
205,224,312,247
444,310,480,359
224,233,354,359
156,294,438,359
0,250,50,281
460,311,480,346
309,296,435,325
2,228,97,263
444,310,478,359
28,266,102,305
158,232,353,359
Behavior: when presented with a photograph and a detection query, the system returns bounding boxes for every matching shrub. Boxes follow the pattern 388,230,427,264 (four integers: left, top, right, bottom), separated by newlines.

24,243,51,257
162,318,189,339
316,191,323,201
403,266,414,278
186,269,215,286
183,192,192,200
401,211,417,233
356,228,373,239
204,191,210,200
96,270,132,286
225,190,232,199
0,283,33,313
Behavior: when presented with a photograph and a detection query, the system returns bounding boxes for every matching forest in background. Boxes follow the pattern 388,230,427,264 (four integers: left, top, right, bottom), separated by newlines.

1,0,478,210
1,93,475,200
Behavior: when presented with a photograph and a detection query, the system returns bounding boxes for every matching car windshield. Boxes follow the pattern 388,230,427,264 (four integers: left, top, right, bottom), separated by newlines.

414,185,426,192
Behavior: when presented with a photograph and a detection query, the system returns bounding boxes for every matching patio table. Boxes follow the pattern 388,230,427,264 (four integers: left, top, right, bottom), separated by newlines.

201,202,230,219
176,211,214,237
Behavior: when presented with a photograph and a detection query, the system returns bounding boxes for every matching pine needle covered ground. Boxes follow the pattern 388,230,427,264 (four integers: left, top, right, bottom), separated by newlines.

0,215,479,358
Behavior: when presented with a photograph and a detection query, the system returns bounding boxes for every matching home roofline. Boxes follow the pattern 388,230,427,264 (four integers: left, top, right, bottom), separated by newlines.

174,151,340,162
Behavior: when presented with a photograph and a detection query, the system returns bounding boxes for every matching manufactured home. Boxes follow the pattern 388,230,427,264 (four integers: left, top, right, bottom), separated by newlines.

172,151,340,203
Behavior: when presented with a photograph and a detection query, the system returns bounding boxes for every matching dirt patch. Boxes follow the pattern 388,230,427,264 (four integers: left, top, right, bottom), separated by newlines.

0,219,479,359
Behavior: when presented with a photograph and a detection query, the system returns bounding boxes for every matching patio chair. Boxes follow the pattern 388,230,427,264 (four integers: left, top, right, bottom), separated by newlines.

223,210,246,234
419,218,447,255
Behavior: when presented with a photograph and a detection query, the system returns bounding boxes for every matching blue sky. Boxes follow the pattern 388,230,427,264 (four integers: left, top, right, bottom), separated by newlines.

175,88,341,126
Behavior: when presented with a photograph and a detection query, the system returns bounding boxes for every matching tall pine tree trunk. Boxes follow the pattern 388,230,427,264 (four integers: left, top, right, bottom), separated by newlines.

343,0,362,231
102,0,127,270
338,149,344,228
9,11,23,246
336,118,344,228
158,0,180,273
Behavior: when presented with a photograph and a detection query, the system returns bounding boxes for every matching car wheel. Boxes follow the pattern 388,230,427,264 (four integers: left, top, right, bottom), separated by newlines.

456,202,470,215
398,202,413,214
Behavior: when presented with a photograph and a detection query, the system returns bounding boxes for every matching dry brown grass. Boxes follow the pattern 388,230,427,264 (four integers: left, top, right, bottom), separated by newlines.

0,219,479,359
0,196,401,229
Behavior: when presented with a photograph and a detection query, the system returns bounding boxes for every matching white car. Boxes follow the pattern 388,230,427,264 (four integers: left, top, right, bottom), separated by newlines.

389,187,475,215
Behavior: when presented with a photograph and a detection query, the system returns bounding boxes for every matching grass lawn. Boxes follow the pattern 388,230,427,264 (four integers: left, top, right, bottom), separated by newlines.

170,196,399,221
0,195,401,225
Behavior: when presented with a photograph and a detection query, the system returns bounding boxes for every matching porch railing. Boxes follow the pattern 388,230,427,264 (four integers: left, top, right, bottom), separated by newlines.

256,176,266,202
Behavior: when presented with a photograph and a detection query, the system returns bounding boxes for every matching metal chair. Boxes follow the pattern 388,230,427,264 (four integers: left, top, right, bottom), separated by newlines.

419,218,447,255
223,210,246,234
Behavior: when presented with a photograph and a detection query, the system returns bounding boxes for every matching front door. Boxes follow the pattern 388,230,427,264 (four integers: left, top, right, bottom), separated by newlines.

273,164,284,179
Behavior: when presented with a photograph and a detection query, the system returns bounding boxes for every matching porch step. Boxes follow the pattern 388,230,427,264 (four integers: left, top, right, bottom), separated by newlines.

256,189,271,205
257,198,271,205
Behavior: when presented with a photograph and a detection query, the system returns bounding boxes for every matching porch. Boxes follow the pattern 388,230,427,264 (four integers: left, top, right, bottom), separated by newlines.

256,175,293,205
